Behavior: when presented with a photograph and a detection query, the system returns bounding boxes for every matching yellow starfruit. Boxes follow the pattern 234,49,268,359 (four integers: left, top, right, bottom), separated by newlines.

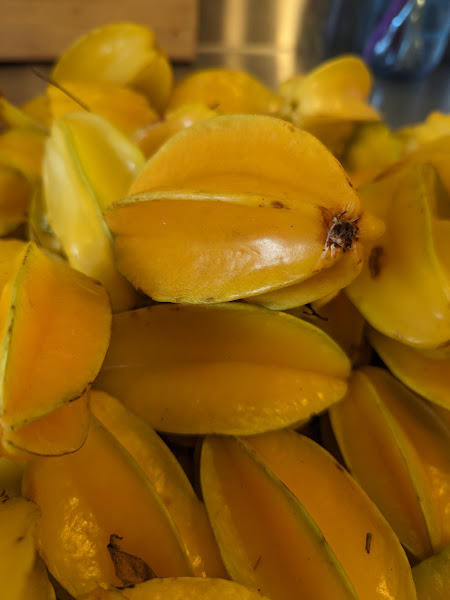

330,366,450,560
94,302,351,435
105,114,383,306
277,55,381,157
167,68,279,115
51,22,173,113
43,111,145,311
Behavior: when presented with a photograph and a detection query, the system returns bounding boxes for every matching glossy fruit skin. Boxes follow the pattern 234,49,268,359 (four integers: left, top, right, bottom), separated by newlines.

346,162,450,349
90,389,227,578
277,55,380,157
105,114,382,306
23,415,193,598
43,111,144,311
82,577,273,600
245,428,417,600
50,21,174,113
330,366,450,560
413,544,450,600
0,495,55,600
94,302,351,435
0,242,112,431
201,435,359,600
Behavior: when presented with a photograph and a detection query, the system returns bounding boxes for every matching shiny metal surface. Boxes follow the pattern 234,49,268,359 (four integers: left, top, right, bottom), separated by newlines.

193,0,450,128
0,0,449,128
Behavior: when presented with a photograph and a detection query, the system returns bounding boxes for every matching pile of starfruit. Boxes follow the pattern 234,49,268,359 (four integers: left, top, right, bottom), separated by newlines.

1,20,450,600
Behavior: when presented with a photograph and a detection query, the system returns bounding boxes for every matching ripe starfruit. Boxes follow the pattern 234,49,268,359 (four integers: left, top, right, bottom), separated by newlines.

0,494,55,600
0,128,46,182
0,96,47,134
201,435,360,600
43,111,145,311
83,578,272,600
330,366,450,561
104,114,383,306
0,390,90,459
132,102,219,158
0,164,32,236
94,302,351,435
0,241,111,433
245,428,417,600
50,22,173,114
383,134,450,196
90,390,226,578
397,111,450,155
23,415,193,598
346,162,450,349
167,68,279,115
342,122,405,188
277,55,381,157
47,80,159,137
413,544,450,600
20,94,51,129
368,327,450,411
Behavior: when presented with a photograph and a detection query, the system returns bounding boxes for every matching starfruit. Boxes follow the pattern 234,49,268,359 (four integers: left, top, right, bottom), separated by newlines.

0,457,24,496
368,327,450,410
90,389,226,578
245,428,417,600
0,96,48,134
47,80,159,137
20,94,51,129
247,242,365,310
0,241,111,433
277,55,380,157
0,128,46,182
43,111,145,311
83,578,272,600
0,164,32,236
94,302,350,435
0,390,90,459
27,183,62,256
23,414,193,598
132,102,218,158
0,494,55,600
397,111,450,155
105,114,383,306
346,162,450,349
342,122,405,188
329,366,450,561
413,544,450,599
383,134,450,196
167,68,279,115
201,435,360,600
51,22,173,113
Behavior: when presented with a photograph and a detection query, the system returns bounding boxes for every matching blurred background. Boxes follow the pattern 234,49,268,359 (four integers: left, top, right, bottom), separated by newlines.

1,0,449,127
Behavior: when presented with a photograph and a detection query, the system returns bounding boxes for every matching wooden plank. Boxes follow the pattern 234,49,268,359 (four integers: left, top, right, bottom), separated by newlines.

0,0,199,62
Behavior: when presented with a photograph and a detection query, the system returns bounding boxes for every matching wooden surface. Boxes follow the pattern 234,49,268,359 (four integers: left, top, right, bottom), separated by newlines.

0,0,199,62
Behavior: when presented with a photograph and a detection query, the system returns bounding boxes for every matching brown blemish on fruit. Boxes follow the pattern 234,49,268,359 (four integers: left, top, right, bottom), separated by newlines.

334,462,345,473
369,246,385,278
253,555,262,570
271,200,289,209
365,532,372,554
